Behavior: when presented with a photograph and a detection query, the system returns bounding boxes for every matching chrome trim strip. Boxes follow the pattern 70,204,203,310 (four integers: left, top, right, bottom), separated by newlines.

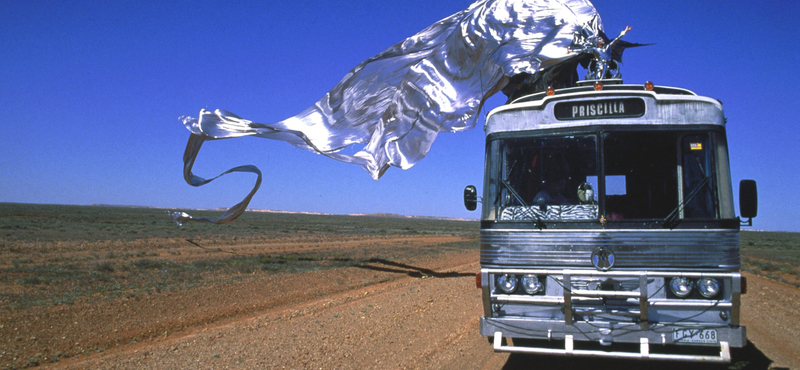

485,268,739,279
492,294,733,309
480,229,740,269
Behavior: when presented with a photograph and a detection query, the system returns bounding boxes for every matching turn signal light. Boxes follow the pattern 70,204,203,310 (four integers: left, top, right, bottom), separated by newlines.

476,272,481,289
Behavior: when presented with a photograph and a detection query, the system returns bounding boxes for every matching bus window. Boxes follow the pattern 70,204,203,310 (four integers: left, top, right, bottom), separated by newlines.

681,134,715,218
492,135,597,221
605,175,627,195
603,132,679,219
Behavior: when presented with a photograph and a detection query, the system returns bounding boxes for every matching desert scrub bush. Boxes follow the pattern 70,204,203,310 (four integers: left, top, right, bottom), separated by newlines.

757,261,778,272
93,261,115,272
17,275,47,285
132,259,167,269
13,257,33,265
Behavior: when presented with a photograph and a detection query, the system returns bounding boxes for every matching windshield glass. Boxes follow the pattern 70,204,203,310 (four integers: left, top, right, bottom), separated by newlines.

603,132,680,219
484,130,725,224
489,135,598,221
604,132,716,221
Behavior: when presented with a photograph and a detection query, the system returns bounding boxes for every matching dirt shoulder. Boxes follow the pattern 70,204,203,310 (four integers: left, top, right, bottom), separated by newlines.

741,272,800,370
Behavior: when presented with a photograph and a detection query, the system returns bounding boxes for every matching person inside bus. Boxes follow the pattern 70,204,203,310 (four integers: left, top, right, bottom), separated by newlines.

534,172,572,205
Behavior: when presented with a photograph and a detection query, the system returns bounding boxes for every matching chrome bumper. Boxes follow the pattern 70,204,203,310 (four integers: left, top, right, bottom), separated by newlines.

491,331,732,362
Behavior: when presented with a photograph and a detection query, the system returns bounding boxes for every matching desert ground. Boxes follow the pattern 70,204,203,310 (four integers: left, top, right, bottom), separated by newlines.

1,204,798,369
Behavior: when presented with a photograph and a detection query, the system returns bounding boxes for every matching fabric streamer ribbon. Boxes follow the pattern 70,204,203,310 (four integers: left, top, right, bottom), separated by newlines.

170,133,263,225
174,0,601,224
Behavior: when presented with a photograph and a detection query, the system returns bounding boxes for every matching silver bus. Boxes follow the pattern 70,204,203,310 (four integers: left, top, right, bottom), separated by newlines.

464,79,758,362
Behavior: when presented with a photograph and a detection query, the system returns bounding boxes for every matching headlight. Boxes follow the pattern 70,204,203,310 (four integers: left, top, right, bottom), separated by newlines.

697,278,721,298
520,274,542,294
496,274,517,293
669,277,694,298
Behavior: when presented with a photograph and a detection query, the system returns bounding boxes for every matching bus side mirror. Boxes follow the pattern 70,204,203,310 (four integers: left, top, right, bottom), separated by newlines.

464,185,478,211
739,179,757,224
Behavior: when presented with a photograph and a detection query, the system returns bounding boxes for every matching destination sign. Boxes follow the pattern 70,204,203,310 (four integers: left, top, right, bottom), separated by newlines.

554,98,645,120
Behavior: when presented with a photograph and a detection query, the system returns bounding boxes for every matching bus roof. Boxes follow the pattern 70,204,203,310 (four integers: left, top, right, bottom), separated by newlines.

486,84,724,135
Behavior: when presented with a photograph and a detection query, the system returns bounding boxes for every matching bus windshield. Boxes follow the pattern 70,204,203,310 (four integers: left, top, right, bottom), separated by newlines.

486,130,727,224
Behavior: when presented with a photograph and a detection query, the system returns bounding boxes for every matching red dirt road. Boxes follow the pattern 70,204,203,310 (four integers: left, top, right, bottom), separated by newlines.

741,273,800,369
50,267,798,370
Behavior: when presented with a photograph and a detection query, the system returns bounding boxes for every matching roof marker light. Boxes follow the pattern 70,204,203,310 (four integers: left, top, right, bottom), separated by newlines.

645,81,654,91
593,81,603,91
546,86,555,96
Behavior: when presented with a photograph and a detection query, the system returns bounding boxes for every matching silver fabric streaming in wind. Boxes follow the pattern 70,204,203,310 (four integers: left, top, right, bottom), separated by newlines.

174,0,601,225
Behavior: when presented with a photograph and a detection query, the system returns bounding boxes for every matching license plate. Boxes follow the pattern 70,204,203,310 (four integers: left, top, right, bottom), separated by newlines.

673,329,718,344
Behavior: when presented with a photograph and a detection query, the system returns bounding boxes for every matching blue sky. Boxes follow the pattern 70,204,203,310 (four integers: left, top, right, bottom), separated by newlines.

2,0,798,232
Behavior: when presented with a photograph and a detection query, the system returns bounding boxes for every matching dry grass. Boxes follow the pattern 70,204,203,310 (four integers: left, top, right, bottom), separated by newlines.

741,230,800,287
0,203,479,311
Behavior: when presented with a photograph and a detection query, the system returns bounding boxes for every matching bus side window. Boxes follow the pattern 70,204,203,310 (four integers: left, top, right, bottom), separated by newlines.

682,135,715,218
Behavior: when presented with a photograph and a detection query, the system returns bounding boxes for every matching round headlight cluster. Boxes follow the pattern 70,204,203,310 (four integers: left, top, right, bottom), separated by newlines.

496,274,517,293
697,278,721,298
521,274,543,294
495,274,544,295
669,277,721,298
669,277,694,298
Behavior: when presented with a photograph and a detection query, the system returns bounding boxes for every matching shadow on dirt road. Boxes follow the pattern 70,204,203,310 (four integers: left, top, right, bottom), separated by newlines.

501,342,780,370
353,258,476,278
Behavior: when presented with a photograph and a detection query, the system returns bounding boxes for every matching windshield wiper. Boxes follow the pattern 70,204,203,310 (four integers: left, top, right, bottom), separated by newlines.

502,161,544,229
664,157,711,228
